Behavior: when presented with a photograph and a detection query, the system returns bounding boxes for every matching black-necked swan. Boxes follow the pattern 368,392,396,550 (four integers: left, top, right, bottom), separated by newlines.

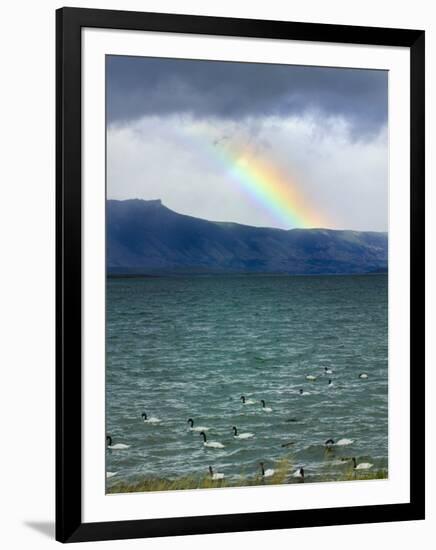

240,395,255,405
260,399,272,412
208,466,224,480
359,373,369,379
352,457,373,470
106,435,130,450
336,438,354,446
325,438,354,448
200,431,225,449
106,471,118,479
141,412,161,424
324,367,334,375
187,418,209,432
327,379,333,387
299,389,310,396
292,467,305,480
306,374,317,381
232,426,254,439
259,462,274,478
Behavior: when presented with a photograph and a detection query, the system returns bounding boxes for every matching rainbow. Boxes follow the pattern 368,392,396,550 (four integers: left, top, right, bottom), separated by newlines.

212,142,330,229
180,125,332,229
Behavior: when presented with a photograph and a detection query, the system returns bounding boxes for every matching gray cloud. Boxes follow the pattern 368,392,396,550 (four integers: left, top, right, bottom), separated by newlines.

107,114,388,232
107,56,387,137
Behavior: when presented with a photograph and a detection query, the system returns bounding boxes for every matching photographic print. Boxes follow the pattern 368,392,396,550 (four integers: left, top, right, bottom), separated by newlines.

105,55,388,494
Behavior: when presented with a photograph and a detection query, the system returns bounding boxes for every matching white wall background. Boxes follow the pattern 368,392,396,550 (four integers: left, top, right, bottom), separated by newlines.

0,0,433,548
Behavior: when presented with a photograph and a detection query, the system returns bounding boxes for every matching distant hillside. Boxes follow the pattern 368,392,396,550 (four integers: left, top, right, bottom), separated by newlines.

107,199,388,275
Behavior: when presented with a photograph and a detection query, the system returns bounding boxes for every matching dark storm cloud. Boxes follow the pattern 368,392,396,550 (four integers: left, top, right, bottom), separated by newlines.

107,56,387,136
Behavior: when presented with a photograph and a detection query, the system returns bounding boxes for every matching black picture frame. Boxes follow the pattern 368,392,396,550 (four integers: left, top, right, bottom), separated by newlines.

56,7,425,543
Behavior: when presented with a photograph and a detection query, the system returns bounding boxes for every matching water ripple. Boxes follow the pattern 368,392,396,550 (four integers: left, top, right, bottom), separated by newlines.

106,275,388,488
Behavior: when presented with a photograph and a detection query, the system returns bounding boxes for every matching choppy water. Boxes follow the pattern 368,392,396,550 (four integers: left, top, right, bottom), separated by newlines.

106,274,388,489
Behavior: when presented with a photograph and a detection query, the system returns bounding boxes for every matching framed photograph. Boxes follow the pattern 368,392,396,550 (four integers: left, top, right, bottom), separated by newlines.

56,7,425,543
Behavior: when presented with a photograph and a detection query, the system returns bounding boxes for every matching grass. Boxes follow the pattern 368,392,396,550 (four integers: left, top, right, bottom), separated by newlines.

107,457,387,494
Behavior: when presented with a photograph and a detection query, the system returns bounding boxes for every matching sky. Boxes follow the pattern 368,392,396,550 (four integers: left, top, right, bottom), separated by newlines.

106,56,388,231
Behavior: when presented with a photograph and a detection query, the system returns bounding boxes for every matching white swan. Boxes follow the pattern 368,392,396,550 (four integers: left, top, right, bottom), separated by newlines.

292,467,305,479
324,367,334,375
306,375,317,381
259,462,275,478
260,399,272,412
240,395,255,405
232,426,254,439
208,466,224,480
352,457,373,470
106,436,130,450
141,412,161,424
106,471,118,479
359,373,369,379
187,418,209,432
200,431,225,449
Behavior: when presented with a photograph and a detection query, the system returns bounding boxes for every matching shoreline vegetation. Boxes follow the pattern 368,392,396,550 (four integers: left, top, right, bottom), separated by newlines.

107,459,388,494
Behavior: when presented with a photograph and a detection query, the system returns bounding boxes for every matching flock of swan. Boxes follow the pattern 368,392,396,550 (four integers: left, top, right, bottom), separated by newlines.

106,366,374,482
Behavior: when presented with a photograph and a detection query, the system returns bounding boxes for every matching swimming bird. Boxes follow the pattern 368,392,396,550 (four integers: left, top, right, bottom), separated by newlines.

327,379,334,387
259,462,275,478
336,438,354,446
240,395,255,405
208,466,224,480
306,375,317,381
187,418,209,432
106,435,130,450
106,471,118,479
359,373,369,379
299,389,310,396
200,431,225,449
260,399,272,412
325,438,354,448
292,467,305,480
352,457,373,470
324,367,334,375
232,426,254,439
141,412,161,424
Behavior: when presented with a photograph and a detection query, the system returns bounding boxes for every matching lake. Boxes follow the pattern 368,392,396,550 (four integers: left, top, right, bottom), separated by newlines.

106,274,388,490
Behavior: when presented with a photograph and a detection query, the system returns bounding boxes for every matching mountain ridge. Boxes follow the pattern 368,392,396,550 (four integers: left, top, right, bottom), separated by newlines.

107,199,388,276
